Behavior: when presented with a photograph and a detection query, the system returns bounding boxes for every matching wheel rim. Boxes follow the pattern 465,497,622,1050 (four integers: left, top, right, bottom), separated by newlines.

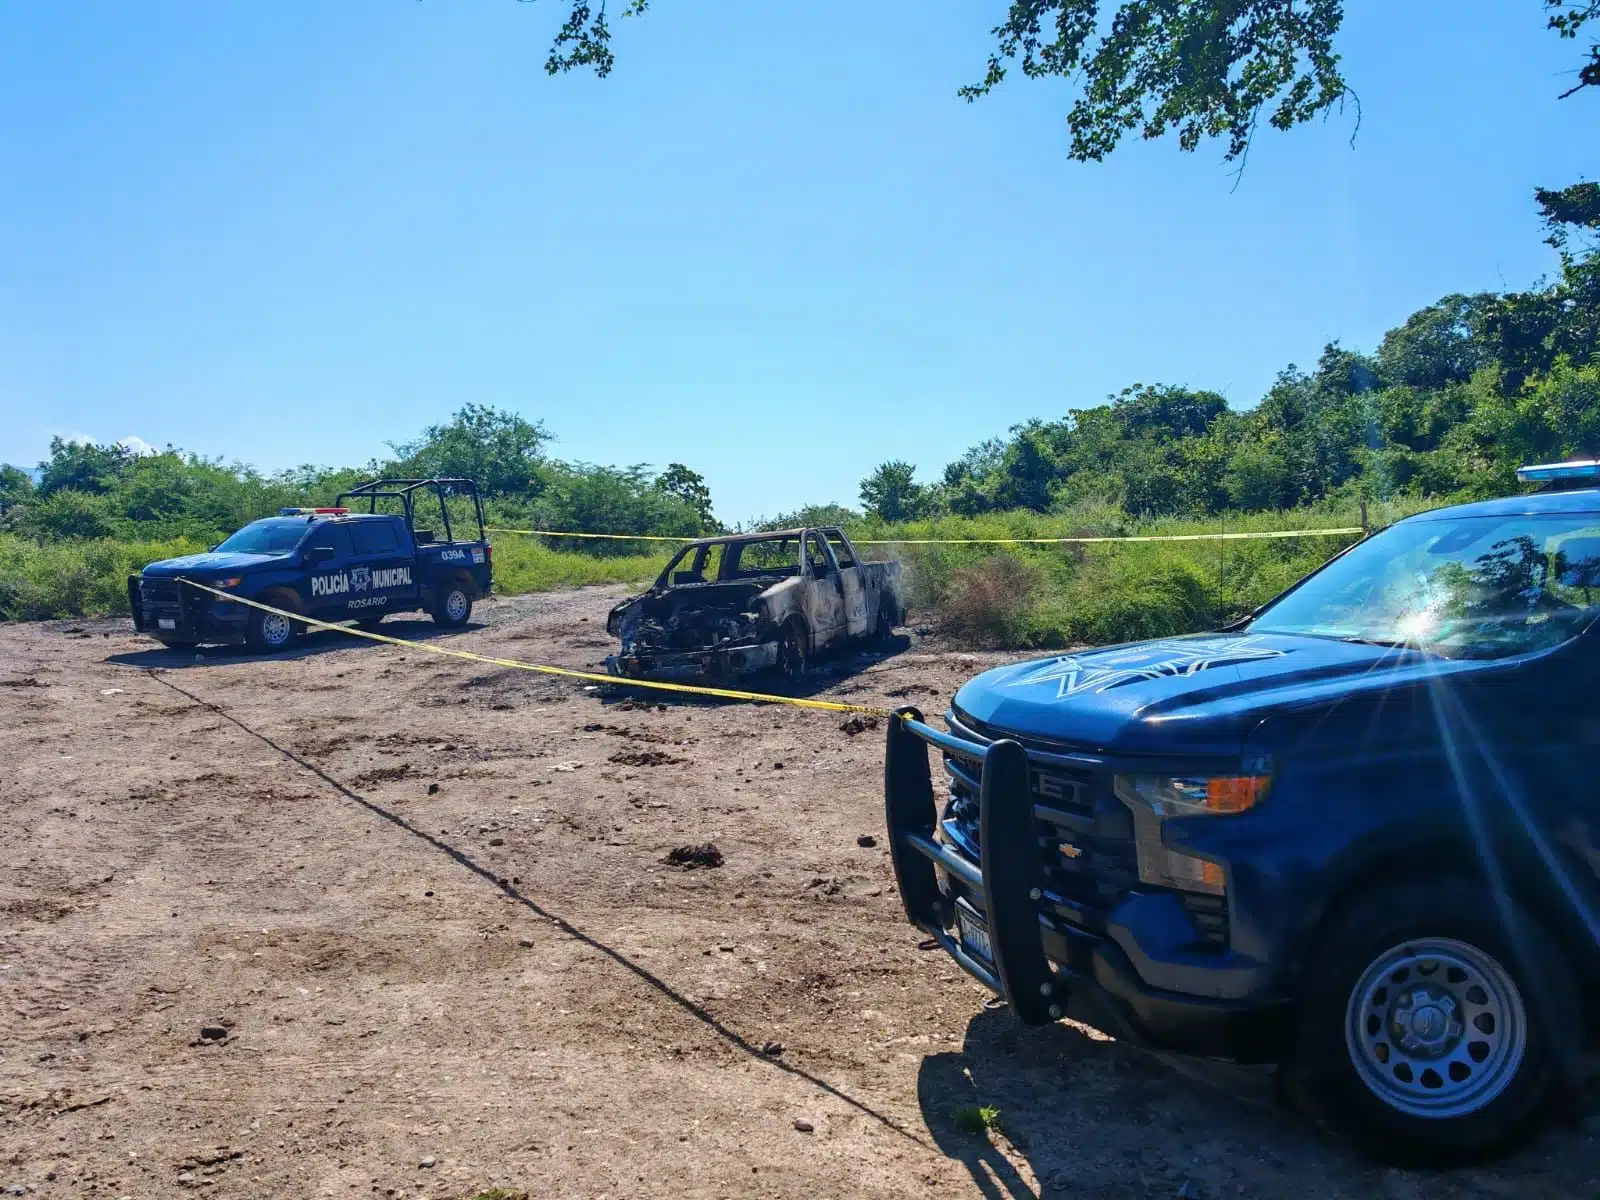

261,612,293,647
446,590,468,621
781,629,805,676
1345,936,1526,1119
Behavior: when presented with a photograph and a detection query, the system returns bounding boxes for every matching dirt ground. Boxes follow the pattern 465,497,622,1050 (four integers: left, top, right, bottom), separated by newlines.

1,587,1595,1200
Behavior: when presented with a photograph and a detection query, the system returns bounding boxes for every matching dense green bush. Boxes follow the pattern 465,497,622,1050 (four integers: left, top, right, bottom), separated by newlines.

0,533,207,621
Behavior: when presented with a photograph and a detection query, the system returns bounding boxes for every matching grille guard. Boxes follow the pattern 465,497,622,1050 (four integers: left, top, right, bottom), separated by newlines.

884,707,1059,1024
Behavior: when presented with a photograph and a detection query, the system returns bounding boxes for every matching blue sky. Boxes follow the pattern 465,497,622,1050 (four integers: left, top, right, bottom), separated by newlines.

0,2,1591,522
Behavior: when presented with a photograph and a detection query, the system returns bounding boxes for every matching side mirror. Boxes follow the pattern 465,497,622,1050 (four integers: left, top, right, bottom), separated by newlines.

305,545,336,566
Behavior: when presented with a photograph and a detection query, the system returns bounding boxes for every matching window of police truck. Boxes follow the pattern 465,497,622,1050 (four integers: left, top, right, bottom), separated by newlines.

1249,515,1600,658
213,518,309,556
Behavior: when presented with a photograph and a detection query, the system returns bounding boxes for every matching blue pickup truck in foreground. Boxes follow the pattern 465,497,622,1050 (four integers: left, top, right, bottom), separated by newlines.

129,478,492,652
887,461,1600,1162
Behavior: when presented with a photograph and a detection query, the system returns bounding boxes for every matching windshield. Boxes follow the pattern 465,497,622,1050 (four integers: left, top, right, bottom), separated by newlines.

657,537,800,586
1250,514,1600,659
214,518,308,556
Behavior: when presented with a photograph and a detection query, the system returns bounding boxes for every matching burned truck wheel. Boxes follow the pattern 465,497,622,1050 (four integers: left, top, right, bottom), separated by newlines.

875,596,899,642
778,618,809,680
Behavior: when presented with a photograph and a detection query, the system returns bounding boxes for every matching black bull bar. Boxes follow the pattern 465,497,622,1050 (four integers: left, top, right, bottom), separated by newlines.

884,706,1060,1026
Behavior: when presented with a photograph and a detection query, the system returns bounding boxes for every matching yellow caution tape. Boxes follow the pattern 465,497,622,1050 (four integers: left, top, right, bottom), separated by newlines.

175,579,893,716
853,527,1366,545
487,526,1366,546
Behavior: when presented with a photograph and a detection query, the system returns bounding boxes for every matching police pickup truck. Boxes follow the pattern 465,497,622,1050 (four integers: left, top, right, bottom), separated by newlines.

886,461,1600,1163
128,478,492,652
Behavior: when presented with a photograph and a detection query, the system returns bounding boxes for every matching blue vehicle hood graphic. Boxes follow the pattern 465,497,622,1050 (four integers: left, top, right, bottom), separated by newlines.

141,551,285,577
952,632,1477,757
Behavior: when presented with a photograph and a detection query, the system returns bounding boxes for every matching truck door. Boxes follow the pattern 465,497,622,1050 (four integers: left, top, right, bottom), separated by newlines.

825,529,872,636
804,532,847,648
301,522,358,618
349,518,421,614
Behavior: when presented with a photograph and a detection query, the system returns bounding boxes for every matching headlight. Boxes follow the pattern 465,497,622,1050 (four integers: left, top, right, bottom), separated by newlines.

1114,773,1271,896
213,576,243,589
1115,774,1270,817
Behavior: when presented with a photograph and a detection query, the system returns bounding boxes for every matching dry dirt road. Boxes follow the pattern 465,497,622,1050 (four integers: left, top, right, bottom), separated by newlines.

1,588,1595,1199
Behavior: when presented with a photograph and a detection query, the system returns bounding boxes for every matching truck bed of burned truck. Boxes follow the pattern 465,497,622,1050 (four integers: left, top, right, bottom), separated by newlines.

604,527,905,682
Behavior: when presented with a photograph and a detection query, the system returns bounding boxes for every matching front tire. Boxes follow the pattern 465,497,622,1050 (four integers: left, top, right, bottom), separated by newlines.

245,600,299,654
777,619,808,681
432,582,473,628
1285,878,1578,1164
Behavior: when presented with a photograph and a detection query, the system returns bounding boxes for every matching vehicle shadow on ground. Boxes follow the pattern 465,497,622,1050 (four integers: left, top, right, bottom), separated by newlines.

142,669,936,1157
598,632,916,710
918,1006,1597,1199
104,618,482,669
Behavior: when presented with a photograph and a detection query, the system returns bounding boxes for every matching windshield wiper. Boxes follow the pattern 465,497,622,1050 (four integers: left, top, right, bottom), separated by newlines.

1341,635,1424,651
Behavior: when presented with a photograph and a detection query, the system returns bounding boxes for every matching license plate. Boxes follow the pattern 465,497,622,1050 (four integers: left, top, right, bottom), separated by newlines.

956,903,993,965
157,618,176,630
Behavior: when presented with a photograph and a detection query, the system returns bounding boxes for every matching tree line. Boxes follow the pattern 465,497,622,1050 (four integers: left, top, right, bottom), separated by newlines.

0,404,718,550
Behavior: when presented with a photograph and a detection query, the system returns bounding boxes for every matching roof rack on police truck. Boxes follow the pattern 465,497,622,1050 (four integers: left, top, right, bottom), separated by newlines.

334,478,486,545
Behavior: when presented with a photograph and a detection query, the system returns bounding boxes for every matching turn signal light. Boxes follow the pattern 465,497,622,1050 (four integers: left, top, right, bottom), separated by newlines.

1205,775,1272,813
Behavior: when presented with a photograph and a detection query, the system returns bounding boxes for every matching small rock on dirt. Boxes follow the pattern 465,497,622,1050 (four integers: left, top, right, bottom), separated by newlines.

663,843,724,870
418,1156,436,1169
761,1040,784,1056
426,783,440,795
856,834,877,848
198,1025,228,1041
793,1119,814,1133
839,715,879,736
489,837,505,846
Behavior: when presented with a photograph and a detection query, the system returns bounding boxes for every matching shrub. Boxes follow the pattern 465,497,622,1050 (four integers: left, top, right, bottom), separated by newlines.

938,554,1041,647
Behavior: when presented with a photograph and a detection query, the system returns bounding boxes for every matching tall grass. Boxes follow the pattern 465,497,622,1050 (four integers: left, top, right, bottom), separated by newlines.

864,498,1440,649
0,532,669,622
0,534,209,621
489,537,668,594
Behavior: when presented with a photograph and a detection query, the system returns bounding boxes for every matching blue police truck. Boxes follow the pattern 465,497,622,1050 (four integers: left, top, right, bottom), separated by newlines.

886,460,1600,1162
128,478,493,653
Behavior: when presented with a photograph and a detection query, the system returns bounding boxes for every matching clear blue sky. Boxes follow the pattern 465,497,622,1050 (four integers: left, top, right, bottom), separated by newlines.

0,2,1591,523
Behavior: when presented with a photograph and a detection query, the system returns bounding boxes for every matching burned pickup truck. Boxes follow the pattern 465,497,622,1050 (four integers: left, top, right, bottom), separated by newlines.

604,527,905,682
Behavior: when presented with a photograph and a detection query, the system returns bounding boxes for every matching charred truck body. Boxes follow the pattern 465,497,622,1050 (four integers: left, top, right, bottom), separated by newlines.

605,527,905,681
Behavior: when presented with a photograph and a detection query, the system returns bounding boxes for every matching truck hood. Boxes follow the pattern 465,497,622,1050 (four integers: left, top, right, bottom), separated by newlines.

141,551,286,577
952,631,1477,757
